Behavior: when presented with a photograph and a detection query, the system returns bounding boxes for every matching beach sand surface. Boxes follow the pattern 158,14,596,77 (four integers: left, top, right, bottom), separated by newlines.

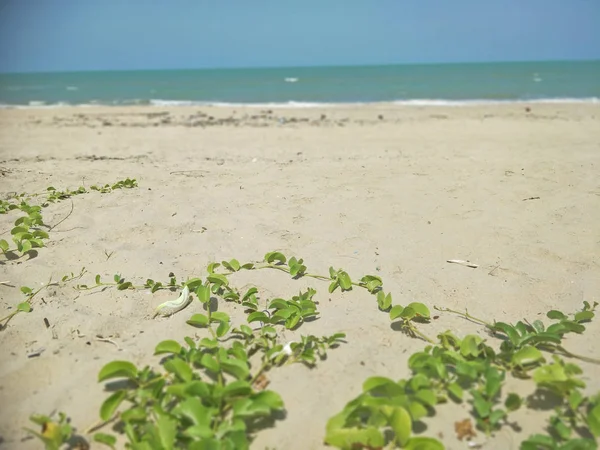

1,103,599,449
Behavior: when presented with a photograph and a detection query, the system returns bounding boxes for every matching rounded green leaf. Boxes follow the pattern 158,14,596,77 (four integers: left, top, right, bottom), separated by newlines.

588,403,600,437
460,335,480,358
389,406,412,446
211,311,230,323
338,272,352,291
389,305,405,320
93,432,117,449
223,380,252,398
164,358,193,382
407,302,431,319
574,311,594,322
247,311,269,323
186,313,209,328
405,437,445,450
154,340,183,355
100,390,126,420
547,310,567,320
200,354,220,372
252,390,284,409
17,301,31,312
512,346,545,367
98,361,138,382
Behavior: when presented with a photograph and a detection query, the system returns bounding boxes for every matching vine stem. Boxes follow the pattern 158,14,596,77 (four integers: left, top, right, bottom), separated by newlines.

555,345,600,365
434,306,493,328
407,323,436,344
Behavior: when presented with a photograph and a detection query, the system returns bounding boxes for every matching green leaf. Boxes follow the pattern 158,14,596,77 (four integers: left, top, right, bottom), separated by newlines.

100,390,126,421
574,311,594,322
196,285,211,304
400,306,416,320
338,271,352,291
588,403,600,437
447,382,463,401
229,259,240,271
216,321,230,337
98,361,138,382
460,335,481,358
17,301,31,312
389,406,412,446
164,358,193,382
407,302,431,319
200,354,220,373
186,313,209,328
377,291,392,310
512,346,545,367
173,397,212,426
20,239,32,253
207,273,228,286
547,310,567,320
493,322,521,345
268,298,289,310
415,389,437,407
154,340,183,355
222,380,252,398
560,321,586,333
404,437,445,450
265,251,286,264
505,393,522,411
521,434,556,450
207,262,220,273
558,439,598,450
157,414,177,449
247,311,269,323
11,226,29,235
117,281,132,290
93,433,117,449
489,409,506,425
252,390,284,409
324,426,385,449
406,401,428,421
211,311,230,323
389,305,404,320
0,239,8,252
328,280,338,293
472,393,491,418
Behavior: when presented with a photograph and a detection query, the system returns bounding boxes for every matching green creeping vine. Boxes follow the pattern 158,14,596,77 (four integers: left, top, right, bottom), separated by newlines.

0,179,137,330
11,189,597,449
326,302,600,450
0,178,137,256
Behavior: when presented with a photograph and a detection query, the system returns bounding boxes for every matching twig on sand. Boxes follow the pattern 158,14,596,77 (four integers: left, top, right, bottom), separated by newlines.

447,259,479,269
95,335,121,350
49,199,74,231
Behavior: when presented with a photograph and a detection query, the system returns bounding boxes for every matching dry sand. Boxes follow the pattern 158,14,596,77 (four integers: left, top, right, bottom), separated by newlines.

0,103,599,449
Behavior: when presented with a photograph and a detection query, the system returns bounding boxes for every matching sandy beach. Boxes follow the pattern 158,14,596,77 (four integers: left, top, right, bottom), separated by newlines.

1,103,599,449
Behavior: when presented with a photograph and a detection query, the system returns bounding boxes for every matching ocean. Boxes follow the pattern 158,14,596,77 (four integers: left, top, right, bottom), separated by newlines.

0,60,599,107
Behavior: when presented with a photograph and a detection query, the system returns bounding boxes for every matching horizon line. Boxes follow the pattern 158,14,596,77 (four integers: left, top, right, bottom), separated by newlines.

1,57,599,76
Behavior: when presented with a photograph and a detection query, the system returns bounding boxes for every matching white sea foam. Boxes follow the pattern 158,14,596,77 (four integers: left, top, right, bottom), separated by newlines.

284,77,299,83
391,98,600,106
2,97,598,109
66,86,79,91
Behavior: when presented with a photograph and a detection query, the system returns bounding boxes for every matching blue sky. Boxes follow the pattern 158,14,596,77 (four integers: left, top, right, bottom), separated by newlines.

0,0,599,73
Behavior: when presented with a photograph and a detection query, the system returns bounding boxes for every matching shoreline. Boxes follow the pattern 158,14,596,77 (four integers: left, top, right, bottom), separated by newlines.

1,97,599,110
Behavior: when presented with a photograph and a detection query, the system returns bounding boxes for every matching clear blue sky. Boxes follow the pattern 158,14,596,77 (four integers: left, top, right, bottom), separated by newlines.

0,0,599,73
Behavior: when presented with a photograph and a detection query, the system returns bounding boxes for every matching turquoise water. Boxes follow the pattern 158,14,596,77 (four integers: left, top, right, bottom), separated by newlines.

1,60,599,107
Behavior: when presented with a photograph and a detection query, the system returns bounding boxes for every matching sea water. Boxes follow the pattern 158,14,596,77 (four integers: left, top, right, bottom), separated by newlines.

1,60,598,107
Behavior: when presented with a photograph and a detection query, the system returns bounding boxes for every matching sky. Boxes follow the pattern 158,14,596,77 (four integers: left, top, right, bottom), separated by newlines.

0,0,599,73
